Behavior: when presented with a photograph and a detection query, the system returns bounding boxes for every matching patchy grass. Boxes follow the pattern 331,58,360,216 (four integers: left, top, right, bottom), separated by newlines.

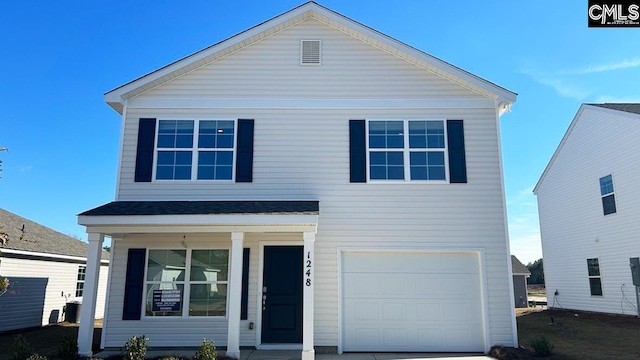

515,308,640,360
0,321,101,360
527,284,547,298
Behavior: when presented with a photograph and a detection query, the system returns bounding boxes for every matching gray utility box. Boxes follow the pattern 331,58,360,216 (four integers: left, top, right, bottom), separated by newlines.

630,257,640,286
65,301,82,323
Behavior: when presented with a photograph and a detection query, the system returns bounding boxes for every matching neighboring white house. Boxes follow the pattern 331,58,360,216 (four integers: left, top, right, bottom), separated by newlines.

0,208,109,332
535,103,640,315
76,2,518,358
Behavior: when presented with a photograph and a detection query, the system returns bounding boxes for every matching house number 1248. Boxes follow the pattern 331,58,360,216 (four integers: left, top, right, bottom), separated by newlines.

305,251,312,286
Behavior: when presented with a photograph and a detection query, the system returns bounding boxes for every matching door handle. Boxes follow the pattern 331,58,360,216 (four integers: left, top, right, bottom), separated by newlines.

262,287,267,310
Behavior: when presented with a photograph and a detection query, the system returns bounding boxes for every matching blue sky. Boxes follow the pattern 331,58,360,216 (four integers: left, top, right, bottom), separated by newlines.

0,1,638,263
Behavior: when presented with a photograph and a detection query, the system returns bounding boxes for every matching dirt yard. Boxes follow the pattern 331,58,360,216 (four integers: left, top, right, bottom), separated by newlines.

514,308,640,359
0,320,101,360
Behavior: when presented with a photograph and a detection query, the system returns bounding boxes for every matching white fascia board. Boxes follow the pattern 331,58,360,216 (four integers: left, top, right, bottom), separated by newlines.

314,6,517,105
127,98,496,110
79,214,318,226
0,248,110,264
104,3,515,114
104,3,316,113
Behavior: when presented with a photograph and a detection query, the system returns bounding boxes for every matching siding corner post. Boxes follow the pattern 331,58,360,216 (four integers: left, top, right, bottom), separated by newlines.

78,232,104,357
302,231,316,360
227,232,245,359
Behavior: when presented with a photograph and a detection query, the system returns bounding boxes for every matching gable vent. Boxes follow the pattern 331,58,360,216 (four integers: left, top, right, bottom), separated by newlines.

301,40,321,65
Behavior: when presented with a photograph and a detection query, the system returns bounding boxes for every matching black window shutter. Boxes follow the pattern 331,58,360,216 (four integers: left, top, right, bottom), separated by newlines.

235,119,255,182
134,118,156,182
122,248,146,320
240,248,250,320
447,120,467,183
349,120,366,183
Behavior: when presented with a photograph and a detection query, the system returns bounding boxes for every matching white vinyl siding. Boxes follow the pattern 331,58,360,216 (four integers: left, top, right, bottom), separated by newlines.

140,19,482,101
106,17,515,349
0,257,108,332
537,105,640,315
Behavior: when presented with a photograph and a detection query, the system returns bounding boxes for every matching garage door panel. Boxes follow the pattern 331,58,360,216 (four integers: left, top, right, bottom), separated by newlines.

342,251,484,352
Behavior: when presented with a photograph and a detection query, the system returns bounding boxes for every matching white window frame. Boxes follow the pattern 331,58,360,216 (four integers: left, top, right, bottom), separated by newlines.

599,174,617,216
365,119,449,183
152,118,237,182
142,248,230,319
75,265,86,298
587,258,603,297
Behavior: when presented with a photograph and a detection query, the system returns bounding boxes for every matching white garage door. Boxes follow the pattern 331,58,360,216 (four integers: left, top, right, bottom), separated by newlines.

342,251,485,352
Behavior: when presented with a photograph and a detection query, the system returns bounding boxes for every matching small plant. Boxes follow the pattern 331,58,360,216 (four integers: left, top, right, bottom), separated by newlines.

194,338,216,360
530,335,554,357
123,335,150,360
57,335,79,360
11,334,33,360
26,355,47,360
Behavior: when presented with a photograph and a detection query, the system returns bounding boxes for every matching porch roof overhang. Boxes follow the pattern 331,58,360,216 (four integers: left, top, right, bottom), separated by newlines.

78,201,319,235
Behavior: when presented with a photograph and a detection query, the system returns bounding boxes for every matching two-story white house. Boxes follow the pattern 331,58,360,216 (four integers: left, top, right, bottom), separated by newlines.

535,103,640,316
77,2,518,358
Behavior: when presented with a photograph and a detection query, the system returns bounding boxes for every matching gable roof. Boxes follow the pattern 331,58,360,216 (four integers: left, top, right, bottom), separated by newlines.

80,201,319,216
511,255,530,276
104,1,516,114
534,103,640,194
0,208,109,261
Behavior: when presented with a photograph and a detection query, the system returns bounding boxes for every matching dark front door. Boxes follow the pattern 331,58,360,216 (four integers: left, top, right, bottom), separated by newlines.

261,246,303,343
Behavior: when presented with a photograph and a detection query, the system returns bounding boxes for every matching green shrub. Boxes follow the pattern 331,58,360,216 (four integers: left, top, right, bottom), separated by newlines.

25,355,47,360
57,335,78,360
123,335,150,360
530,335,554,357
194,338,216,360
11,334,33,360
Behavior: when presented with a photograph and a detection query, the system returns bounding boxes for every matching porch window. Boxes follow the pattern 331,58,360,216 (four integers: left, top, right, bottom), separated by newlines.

145,249,229,317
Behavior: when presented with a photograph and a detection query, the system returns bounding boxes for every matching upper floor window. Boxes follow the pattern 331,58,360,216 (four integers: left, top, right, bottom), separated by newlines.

367,120,446,181
599,175,617,215
155,120,235,181
587,258,603,296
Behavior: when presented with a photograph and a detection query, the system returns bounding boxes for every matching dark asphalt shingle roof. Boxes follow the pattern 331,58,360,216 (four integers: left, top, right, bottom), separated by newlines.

511,255,530,275
0,208,109,260
590,103,640,115
80,201,320,216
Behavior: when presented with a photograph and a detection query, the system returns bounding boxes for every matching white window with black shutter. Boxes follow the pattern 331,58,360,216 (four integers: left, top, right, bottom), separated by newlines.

349,119,467,183
133,118,254,183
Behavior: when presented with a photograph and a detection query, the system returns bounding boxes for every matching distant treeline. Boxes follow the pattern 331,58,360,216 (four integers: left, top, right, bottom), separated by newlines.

527,258,544,284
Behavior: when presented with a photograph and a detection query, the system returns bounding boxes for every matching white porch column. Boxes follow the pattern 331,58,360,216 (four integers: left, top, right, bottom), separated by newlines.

302,231,316,360
227,232,244,359
78,232,104,356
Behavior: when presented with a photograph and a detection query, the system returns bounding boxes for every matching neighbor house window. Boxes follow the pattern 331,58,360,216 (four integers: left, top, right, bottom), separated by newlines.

599,175,617,215
367,120,446,181
75,266,86,297
587,258,603,296
156,119,235,181
145,249,229,317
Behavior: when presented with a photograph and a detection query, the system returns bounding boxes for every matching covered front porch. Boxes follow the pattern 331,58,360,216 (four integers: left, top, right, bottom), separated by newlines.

77,201,319,360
